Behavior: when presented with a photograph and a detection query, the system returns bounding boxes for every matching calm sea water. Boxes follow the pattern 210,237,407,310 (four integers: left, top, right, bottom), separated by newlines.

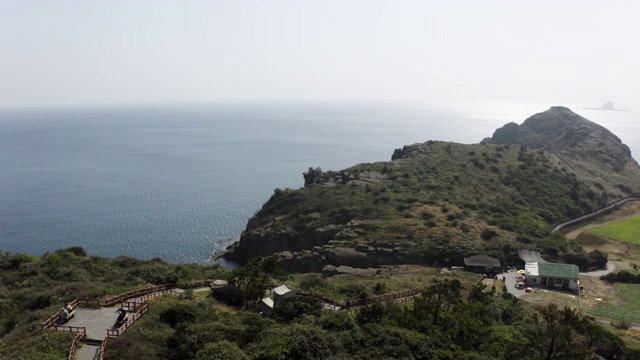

0,102,637,264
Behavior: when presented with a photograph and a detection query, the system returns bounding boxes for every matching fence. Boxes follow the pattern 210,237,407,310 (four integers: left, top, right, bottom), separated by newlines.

345,285,430,308
46,282,207,359
107,302,149,337
78,284,173,308
127,289,181,304
178,279,215,289
78,280,213,308
51,325,87,334
41,298,79,330
296,290,345,308
99,333,109,360
67,332,85,360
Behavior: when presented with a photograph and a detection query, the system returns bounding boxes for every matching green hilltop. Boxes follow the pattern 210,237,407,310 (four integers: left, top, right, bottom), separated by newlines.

223,107,640,271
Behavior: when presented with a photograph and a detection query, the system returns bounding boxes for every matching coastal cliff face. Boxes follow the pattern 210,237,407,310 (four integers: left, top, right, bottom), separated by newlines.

224,107,640,272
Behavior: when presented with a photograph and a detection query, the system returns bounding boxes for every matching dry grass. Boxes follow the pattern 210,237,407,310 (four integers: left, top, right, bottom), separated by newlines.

521,289,581,311
605,326,640,349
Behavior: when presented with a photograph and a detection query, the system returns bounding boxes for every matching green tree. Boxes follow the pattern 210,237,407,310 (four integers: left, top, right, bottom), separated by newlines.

273,296,322,323
413,278,462,327
532,304,584,360
227,256,283,309
159,304,198,327
196,340,248,360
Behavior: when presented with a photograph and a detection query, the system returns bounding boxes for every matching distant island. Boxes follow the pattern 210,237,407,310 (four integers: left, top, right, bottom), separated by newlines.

584,101,627,111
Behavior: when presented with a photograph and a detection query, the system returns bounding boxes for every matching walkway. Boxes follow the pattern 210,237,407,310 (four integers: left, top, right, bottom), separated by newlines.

76,344,100,360
580,262,616,277
65,307,121,340
63,307,120,360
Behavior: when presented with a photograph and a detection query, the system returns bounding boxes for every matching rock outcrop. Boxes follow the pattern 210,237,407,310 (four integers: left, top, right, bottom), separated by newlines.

303,167,323,186
485,106,636,172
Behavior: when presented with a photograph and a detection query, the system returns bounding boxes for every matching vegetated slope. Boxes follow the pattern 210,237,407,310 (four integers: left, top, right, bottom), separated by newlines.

485,106,640,192
0,248,225,359
223,107,640,272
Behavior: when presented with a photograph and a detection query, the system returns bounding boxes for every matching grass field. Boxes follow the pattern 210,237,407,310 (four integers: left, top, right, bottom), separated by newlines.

590,283,640,323
587,214,640,244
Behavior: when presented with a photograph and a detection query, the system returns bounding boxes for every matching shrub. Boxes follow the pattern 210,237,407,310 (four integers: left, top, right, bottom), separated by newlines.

62,246,87,257
481,229,498,241
611,320,631,330
372,282,387,295
159,304,198,327
357,302,388,324
421,211,435,220
1,314,18,336
588,249,608,270
299,274,327,290
272,296,322,323
196,340,248,360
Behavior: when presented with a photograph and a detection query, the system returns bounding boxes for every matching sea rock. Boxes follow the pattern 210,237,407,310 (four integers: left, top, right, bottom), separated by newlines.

601,101,615,110
303,167,323,186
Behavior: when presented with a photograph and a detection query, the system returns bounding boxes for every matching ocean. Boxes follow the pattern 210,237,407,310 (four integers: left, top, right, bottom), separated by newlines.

0,102,637,264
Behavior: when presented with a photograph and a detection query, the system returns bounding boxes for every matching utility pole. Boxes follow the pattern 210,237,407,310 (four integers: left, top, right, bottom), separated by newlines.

577,279,581,315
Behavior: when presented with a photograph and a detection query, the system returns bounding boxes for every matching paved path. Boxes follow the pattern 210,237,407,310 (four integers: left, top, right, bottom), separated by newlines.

65,306,121,340
580,262,616,277
64,306,120,360
76,344,100,360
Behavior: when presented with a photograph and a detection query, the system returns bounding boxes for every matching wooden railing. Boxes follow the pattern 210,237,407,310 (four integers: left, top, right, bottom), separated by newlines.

51,325,87,334
128,289,180,304
46,283,202,360
41,298,79,329
67,332,85,360
296,290,345,307
345,285,430,308
106,303,149,337
79,284,174,308
78,280,211,309
178,279,215,289
99,333,109,360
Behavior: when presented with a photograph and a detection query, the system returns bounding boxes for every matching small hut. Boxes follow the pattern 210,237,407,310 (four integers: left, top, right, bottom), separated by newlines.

261,285,296,317
463,255,501,275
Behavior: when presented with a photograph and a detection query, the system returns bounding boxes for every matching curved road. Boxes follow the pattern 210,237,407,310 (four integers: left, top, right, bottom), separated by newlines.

580,262,615,277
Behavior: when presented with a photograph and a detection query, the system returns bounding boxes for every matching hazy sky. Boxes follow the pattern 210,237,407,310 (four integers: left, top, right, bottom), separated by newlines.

1,0,639,109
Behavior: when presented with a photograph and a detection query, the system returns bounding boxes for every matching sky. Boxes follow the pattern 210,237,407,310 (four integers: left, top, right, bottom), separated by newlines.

1,0,639,110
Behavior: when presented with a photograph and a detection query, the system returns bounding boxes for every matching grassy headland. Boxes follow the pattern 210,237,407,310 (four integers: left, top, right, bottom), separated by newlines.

224,107,640,272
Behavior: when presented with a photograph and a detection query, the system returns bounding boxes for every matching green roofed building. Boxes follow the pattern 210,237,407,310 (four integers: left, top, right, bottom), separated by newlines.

524,262,579,291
